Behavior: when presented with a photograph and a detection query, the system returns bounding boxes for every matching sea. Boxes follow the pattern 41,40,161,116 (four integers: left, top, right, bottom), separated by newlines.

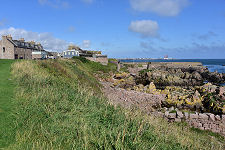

120,59,225,73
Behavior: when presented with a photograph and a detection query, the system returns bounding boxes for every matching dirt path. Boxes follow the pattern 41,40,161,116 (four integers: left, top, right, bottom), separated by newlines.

101,82,165,114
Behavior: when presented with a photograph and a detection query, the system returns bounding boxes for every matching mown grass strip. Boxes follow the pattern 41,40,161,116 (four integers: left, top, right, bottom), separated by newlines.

0,60,16,148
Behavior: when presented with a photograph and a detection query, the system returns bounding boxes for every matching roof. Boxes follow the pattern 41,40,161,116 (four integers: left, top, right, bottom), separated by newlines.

7,39,17,46
12,40,44,51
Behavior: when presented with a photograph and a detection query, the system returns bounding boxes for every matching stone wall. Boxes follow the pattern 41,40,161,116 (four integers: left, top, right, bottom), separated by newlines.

0,36,15,59
32,54,42,59
86,57,108,65
164,110,225,136
15,47,32,59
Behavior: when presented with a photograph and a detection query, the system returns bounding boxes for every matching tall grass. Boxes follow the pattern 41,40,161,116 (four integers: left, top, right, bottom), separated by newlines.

7,59,224,149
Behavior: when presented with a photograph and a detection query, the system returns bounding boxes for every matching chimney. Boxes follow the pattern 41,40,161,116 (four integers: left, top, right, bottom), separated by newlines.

6,34,12,40
1,35,7,41
29,41,35,45
19,38,25,42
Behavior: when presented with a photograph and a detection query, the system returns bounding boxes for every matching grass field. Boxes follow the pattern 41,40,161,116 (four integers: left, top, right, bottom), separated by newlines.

0,58,224,149
0,60,16,148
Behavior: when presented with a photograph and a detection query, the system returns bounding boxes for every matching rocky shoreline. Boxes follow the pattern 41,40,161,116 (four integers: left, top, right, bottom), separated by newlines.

100,62,225,136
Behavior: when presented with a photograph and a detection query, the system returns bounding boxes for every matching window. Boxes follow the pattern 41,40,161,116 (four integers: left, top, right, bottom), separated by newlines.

15,54,18,59
3,47,5,53
72,52,75,55
64,52,67,56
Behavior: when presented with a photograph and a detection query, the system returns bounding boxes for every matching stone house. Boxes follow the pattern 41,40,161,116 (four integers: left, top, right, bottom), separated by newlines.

62,45,108,65
0,35,45,59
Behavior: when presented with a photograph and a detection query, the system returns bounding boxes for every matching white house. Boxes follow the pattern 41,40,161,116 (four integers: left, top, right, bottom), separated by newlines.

63,49,79,58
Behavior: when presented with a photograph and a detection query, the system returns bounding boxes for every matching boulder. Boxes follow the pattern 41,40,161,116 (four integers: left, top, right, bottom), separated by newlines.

202,83,217,93
215,115,221,121
209,114,215,121
165,111,169,117
192,71,202,81
190,114,198,119
168,113,176,119
222,115,225,122
184,112,189,119
168,106,175,111
219,86,225,97
175,118,182,122
177,111,184,119
198,114,208,120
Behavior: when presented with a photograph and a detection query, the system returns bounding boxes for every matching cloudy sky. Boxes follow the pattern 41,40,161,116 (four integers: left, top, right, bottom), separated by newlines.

0,0,225,58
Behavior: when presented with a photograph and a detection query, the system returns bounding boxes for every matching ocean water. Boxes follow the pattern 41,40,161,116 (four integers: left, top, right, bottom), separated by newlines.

120,59,225,73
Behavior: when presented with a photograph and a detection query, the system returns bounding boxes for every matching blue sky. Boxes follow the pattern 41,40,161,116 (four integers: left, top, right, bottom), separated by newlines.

0,0,225,58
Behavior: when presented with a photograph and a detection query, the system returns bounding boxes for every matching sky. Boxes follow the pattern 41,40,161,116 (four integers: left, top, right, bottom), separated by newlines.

0,0,225,59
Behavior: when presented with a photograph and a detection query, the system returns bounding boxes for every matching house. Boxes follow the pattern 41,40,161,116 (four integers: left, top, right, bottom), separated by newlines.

0,35,45,60
49,52,60,59
32,50,47,60
62,45,81,58
62,45,108,65
63,49,79,58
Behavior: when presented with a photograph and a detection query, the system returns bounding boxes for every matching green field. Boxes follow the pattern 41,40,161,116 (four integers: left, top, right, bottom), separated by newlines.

0,58,224,149
0,60,16,148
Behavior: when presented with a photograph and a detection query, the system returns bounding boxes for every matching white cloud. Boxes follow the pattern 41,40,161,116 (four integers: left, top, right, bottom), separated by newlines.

129,20,159,38
130,0,189,16
81,0,93,4
82,40,91,48
0,27,70,52
38,0,69,8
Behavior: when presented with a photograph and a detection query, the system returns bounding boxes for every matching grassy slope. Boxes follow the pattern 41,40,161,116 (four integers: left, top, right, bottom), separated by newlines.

5,58,225,149
0,60,16,148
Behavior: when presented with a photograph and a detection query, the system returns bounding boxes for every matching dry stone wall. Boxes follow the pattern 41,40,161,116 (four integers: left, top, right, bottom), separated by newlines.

86,57,108,65
164,110,225,136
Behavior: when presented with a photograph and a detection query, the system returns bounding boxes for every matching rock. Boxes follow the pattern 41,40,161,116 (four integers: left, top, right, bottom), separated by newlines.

209,114,215,121
190,114,198,119
215,115,221,121
203,123,209,128
219,86,225,99
202,83,217,93
198,114,208,120
162,107,168,112
198,123,203,127
184,112,189,119
191,90,203,107
165,111,169,117
199,127,205,130
222,115,225,122
169,106,174,111
175,118,182,122
192,71,202,81
177,111,184,119
168,113,176,119
114,72,130,79
185,72,191,79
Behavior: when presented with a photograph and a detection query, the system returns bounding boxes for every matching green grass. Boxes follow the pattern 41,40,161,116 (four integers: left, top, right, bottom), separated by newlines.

0,60,16,148
1,59,225,149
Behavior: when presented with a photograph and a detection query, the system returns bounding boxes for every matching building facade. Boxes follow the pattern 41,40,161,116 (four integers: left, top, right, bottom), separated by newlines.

63,49,79,58
0,35,45,60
